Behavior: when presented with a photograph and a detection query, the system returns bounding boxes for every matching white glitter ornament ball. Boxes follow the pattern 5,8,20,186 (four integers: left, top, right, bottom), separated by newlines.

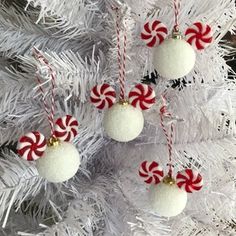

103,102,144,142
153,38,196,80
149,178,188,217
36,141,81,183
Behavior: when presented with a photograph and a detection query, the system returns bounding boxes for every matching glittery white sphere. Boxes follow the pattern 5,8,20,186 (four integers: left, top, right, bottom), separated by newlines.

103,103,144,142
149,182,188,217
153,38,196,80
36,142,81,183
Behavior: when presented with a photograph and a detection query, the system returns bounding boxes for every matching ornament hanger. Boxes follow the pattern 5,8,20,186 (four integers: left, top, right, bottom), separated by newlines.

33,48,56,138
159,95,175,178
17,48,79,161
90,7,156,111
141,0,213,50
113,6,127,101
173,0,180,32
139,96,203,194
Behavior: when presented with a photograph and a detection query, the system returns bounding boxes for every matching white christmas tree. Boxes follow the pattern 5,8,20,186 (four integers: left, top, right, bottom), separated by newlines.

0,0,235,235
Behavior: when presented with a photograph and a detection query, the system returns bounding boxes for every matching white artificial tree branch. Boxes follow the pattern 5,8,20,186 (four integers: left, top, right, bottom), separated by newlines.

0,5,108,56
0,0,234,235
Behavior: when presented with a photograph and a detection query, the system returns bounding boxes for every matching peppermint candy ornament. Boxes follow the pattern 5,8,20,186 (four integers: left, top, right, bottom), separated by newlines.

139,161,164,184
20,49,82,183
141,20,168,47
90,10,158,143
17,131,47,161
90,83,156,142
176,169,203,193
137,96,204,217
90,84,116,110
54,115,79,142
129,84,155,110
141,19,213,80
185,22,213,50
35,115,81,183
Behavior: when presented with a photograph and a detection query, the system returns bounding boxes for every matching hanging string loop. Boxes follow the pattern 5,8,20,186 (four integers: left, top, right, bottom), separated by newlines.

159,95,175,177
112,7,128,101
173,0,181,32
33,47,56,137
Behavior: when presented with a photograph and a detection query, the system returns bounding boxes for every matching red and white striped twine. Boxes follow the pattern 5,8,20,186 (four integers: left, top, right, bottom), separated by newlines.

113,7,127,101
160,95,175,177
33,47,56,137
173,0,181,32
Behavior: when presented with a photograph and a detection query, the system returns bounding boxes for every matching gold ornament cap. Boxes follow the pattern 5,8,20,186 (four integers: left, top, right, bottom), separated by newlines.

162,175,176,186
171,29,183,40
119,99,129,106
47,136,60,147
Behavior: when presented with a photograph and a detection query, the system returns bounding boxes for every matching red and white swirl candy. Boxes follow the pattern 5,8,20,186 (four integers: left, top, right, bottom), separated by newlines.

90,84,116,110
54,115,79,142
176,169,203,193
141,20,168,48
129,84,155,110
185,22,213,50
139,161,164,185
17,131,47,161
